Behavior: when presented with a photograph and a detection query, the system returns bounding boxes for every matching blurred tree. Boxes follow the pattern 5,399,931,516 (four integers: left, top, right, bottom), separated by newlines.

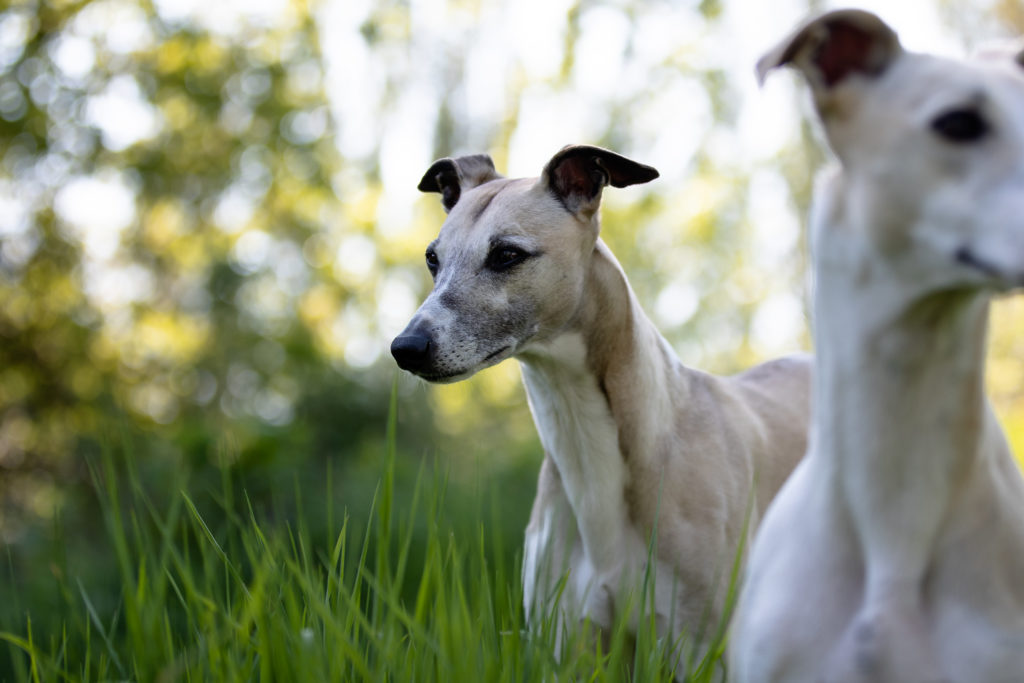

0,0,445,538
2,0,1023,543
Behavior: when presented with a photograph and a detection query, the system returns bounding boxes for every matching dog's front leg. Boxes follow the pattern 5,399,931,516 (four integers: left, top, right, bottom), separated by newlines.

522,457,590,650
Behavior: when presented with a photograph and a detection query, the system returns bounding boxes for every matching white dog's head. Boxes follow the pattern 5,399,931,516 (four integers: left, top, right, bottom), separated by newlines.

391,145,658,382
759,9,1024,292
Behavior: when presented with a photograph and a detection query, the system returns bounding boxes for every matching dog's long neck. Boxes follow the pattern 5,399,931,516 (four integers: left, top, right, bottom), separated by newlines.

812,231,993,584
517,239,680,568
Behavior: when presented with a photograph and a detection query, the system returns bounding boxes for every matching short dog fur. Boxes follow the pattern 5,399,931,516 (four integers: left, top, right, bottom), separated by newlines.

392,145,811,663
731,10,1024,682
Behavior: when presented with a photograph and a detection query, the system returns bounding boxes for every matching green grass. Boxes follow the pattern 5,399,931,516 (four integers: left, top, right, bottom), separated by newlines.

0,390,733,682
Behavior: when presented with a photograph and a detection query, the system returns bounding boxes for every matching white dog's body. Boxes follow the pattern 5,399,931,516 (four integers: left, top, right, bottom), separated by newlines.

731,11,1024,682
392,146,810,664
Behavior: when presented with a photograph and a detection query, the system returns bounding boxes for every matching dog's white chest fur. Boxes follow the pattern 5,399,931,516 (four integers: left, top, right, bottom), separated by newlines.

519,334,648,625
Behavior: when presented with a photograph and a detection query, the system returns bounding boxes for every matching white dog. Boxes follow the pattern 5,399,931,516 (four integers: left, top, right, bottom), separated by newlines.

730,10,1024,682
392,145,811,667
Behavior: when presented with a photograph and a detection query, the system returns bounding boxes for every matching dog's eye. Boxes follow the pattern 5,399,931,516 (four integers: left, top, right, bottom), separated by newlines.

485,246,528,272
931,109,990,143
425,248,439,275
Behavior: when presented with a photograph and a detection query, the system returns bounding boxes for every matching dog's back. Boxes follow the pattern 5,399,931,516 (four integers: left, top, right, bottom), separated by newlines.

730,354,812,516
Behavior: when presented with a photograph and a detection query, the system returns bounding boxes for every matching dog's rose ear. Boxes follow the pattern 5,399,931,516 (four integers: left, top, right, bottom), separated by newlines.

542,145,659,219
756,10,901,94
418,154,502,212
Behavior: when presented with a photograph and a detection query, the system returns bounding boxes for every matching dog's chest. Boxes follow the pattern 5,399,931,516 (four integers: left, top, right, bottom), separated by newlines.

519,334,636,569
739,457,1024,682
518,334,683,632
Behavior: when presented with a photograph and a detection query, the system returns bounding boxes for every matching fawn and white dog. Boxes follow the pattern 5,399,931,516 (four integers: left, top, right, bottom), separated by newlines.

730,10,1024,682
391,145,811,662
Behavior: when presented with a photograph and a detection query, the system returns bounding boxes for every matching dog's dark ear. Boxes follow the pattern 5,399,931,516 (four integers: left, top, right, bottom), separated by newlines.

756,10,901,96
542,145,659,219
418,154,502,212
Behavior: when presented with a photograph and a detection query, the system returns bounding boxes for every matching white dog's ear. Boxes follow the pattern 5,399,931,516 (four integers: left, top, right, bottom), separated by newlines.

542,145,659,219
418,154,502,212
756,10,902,96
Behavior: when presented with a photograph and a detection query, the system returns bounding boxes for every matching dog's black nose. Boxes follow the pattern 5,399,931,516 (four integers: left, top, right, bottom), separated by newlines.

390,332,432,372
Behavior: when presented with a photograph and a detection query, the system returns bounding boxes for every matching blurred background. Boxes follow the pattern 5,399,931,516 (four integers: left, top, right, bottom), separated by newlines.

2,0,1024,660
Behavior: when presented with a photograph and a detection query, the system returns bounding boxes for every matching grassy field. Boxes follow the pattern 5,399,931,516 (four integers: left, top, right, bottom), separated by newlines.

0,392,731,682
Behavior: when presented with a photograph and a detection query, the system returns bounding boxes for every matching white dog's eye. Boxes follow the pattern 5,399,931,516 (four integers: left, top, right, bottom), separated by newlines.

425,248,439,275
931,108,990,143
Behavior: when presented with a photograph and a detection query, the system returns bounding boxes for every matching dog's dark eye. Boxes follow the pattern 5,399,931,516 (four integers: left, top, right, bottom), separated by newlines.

485,246,528,272
931,109,990,143
425,248,439,275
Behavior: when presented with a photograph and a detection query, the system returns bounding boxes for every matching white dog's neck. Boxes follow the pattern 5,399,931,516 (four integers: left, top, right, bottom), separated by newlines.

812,225,992,581
517,240,675,569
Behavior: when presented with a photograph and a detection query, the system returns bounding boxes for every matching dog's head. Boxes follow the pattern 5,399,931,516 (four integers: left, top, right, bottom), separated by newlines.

759,9,1024,291
390,145,658,383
